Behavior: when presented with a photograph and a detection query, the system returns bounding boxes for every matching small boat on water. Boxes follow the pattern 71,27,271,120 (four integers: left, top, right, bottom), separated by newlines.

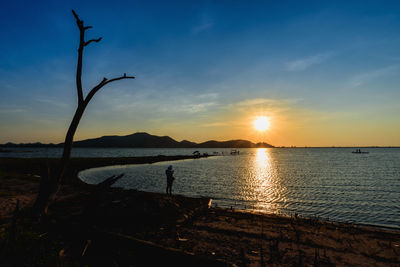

352,149,369,154
230,149,240,155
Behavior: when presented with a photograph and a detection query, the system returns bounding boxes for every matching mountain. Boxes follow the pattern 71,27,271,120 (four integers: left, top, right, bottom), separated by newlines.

1,132,274,148
0,142,57,148
71,132,273,148
72,132,186,148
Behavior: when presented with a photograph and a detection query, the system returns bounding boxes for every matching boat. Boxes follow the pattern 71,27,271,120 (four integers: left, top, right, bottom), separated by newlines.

230,149,240,155
352,149,369,154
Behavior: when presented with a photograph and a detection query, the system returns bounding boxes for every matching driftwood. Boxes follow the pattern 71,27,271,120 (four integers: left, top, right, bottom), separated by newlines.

95,174,125,191
82,174,125,228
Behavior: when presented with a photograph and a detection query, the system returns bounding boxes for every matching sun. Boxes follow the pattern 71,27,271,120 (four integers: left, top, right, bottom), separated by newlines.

254,116,270,131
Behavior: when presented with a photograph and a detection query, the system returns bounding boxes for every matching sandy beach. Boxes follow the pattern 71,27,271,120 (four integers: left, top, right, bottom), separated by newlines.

1,157,399,266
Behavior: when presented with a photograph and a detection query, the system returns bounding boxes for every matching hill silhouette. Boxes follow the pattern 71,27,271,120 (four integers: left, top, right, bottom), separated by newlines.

1,132,274,148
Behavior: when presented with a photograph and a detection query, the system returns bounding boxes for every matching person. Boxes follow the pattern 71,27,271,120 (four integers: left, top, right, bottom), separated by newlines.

165,165,175,195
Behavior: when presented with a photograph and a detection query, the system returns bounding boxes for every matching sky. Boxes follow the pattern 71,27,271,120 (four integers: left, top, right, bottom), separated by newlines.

1,0,400,146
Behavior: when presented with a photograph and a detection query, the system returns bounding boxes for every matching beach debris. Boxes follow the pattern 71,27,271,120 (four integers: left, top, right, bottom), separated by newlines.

208,199,212,208
97,173,125,189
82,239,92,256
249,250,259,255
39,232,48,238
176,232,188,242
59,248,66,257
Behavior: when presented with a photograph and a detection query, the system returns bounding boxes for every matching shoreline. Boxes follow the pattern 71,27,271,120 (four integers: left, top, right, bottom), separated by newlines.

215,207,400,232
1,156,400,266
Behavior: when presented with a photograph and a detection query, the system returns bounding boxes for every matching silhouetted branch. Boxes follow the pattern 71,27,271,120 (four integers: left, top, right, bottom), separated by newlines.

97,174,125,190
84,74,135,105
84,37,102,46
72,10,82,27
73,9,84,103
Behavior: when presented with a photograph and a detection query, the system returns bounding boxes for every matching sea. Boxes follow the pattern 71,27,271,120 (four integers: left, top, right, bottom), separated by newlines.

2,147,400,228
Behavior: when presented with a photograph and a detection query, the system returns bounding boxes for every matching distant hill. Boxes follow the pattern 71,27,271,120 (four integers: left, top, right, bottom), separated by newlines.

1,132,274,148
0,142,57,148
72,132,194,148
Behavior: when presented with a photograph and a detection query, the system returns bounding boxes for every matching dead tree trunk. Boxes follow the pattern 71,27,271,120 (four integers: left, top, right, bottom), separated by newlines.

33,10,135,216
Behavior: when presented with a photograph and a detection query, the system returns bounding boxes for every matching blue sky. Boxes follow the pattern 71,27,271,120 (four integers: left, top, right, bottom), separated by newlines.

1,0,400,146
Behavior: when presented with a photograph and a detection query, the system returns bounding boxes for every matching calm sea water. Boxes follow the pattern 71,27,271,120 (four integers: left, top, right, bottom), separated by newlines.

78,148,400,228
3,147,400,227
0,147,216,158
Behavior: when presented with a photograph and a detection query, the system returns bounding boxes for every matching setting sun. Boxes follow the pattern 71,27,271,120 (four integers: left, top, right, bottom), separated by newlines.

254,116,270,131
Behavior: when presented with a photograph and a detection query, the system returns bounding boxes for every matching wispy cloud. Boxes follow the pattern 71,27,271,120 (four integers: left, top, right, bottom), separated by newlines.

0,108,26,114
285,52,333,71
35,97,69,108
192,14,214,34
201,122,229,127
350,64,399,88
230,98,300,110
197,92,219,100
178,102,217,114
98,89,220,118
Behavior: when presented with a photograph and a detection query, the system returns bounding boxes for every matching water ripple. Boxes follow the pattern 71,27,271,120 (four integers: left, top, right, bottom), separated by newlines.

79,148,400,228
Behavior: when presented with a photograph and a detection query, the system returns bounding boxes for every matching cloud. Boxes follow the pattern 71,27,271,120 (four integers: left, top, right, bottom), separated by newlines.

285,52,333,72
230,98,300,109
350,64,399,88
201,122,229,127
178,102,217,113
35,97,69,108
197,92,219,100
0,108,26,114
192,14,214,34
96,89,220,119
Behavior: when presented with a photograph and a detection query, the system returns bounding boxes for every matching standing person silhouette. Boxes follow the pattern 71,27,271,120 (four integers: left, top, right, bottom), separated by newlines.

165,165,175,195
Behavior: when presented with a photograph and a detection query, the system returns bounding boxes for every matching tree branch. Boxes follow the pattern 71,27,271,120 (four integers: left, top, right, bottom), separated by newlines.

84,37,102,46
84,75,135,105
72,10,83,30
73,9,85,103
72,9,80,22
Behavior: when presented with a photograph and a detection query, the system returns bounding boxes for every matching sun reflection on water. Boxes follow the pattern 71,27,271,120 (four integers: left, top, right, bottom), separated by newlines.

249,148,283,213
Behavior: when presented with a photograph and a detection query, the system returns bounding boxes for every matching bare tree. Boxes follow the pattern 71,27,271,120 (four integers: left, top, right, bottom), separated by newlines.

33,10,135,215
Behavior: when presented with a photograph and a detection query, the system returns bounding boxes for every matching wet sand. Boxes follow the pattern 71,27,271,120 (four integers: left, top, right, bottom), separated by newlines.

1,157,399,266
